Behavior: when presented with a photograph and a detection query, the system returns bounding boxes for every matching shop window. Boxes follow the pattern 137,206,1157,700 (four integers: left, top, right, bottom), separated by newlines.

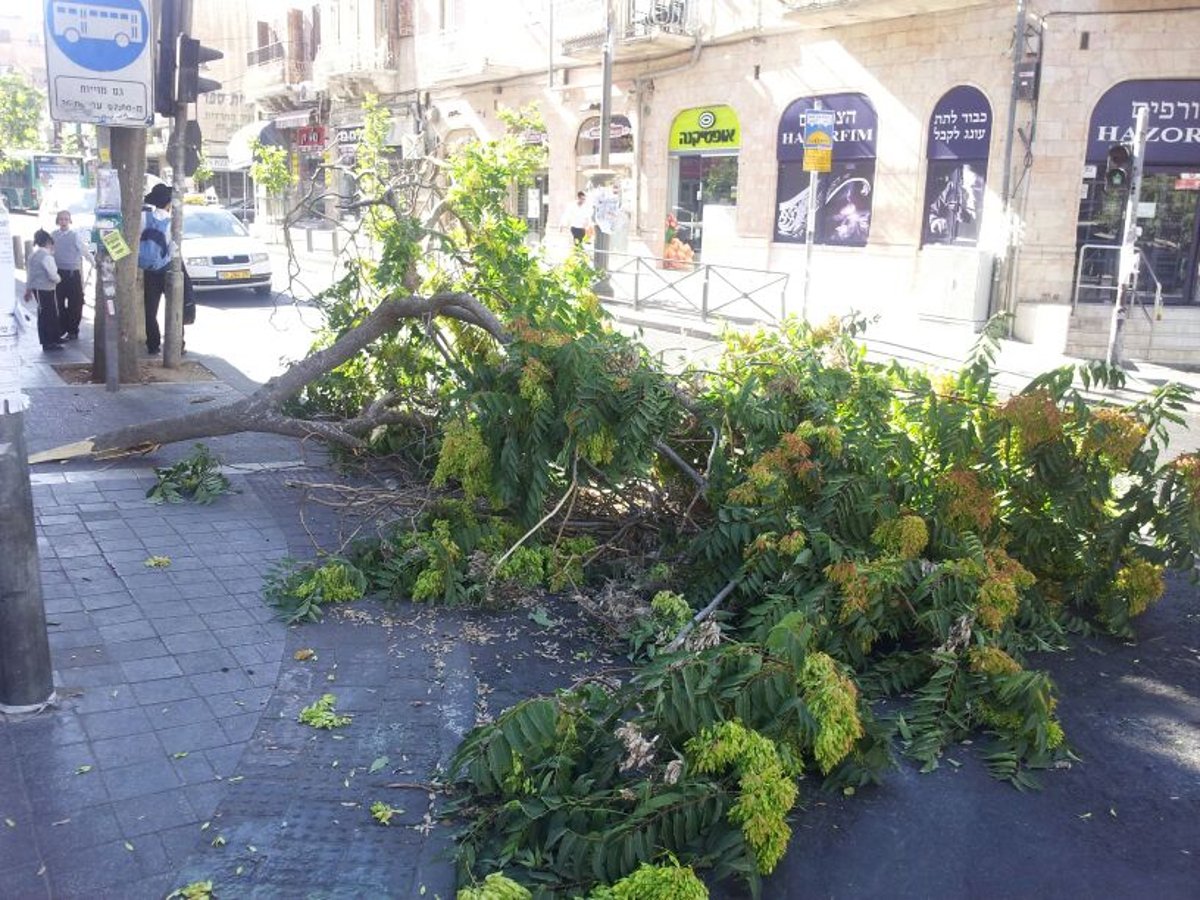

921,86,992,247
667,105,740,261
774,93,877,248
576,115,634,157
1076,79,1200,305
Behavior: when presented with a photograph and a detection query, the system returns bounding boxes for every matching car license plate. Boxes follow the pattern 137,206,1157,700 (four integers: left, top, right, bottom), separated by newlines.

219,269,251,280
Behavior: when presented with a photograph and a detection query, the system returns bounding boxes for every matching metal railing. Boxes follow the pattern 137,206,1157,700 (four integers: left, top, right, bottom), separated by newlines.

246,42,284,67
1073,243,1164,322
603,251,789,324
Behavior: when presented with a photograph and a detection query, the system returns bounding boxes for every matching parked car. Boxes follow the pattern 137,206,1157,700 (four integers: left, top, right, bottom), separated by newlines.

182,207,272,295
224,198,256,224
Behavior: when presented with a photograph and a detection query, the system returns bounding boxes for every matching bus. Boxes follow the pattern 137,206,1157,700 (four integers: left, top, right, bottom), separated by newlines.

0,153,86,211
51,3,144,47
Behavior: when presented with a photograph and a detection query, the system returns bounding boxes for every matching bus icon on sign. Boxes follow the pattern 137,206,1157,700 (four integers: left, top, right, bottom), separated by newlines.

52,3,143,48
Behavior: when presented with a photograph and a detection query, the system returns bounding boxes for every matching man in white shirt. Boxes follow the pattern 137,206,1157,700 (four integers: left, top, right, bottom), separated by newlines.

565,191,592,246
52,210,93,341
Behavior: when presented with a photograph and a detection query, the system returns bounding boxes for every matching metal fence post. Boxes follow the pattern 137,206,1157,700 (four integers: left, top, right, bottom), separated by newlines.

701,264,711,321
633,259,641,311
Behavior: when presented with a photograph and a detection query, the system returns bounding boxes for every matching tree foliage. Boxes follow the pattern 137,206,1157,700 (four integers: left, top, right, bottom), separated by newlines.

49,100,1199,897
0,72,43,174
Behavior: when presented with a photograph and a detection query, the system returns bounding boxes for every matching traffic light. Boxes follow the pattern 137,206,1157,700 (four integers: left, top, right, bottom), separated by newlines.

1105,143,1133,190
154,0,181,117
183,120,203,177
175,35,223,105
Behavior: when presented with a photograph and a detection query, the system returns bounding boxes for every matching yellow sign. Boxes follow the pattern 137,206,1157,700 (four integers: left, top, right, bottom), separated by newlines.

669,105,740,153
100,229,131,261
803,147,832,173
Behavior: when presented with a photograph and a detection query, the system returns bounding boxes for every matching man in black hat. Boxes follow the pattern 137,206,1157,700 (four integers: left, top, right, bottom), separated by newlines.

140,184,194,355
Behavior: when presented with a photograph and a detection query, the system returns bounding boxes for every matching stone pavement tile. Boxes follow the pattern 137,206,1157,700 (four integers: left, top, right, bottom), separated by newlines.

57,662,126,689
81,592,135,613
113,790,197,838
168,749,218,786
44,610,92,631
48,626,106,651
98,619,160,644
92,731,168,766
204,687,273,720
106,637,172,663
209,624,279,648
157,721,238,756
161,630,224,656
219,712,262,745
23,767,111,817
131,677,197,706
0,860,51,899
80,705,155,742
204,744,247,779
64,685,142,715
199,608,261,630
182,782,224,816
145,696,214,729
55,646,112,668
31,802,124,854
102,757,184,803
157,822,207,867
90,604,148,627
44,837,153,896
120,656,185,682
190,669,256,697
44,596,87,616
174,648,241,676
153,614,212,636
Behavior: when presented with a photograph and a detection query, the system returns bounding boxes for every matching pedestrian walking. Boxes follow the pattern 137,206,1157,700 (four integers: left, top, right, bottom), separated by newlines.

24,229,63,353
52,209,93,341
565,191,593,246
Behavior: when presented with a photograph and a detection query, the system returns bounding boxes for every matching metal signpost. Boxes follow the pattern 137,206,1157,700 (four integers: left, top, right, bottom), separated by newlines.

1106,105,1149,367
801,108,835,321
0,200,55,712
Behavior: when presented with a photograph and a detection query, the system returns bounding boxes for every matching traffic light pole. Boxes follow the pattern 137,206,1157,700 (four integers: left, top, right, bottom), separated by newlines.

1106,105,1148,368
0,201,54,713
164,0,192,371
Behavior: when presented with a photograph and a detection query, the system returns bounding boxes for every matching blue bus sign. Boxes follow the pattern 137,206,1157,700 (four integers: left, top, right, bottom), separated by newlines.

43,0,154,126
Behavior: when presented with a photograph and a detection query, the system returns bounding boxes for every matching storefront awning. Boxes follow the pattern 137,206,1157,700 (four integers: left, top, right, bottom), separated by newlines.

274,109,315,130
226,121,286,170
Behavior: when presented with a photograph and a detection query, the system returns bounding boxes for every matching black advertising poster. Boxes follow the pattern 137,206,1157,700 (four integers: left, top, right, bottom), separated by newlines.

774,93,878,246
922,86,992,247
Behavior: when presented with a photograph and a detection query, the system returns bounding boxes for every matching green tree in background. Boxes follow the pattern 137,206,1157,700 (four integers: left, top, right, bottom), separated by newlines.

0,72,44,173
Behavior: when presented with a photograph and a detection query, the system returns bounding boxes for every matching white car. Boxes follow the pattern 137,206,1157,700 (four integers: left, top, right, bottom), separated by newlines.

182,207,272,295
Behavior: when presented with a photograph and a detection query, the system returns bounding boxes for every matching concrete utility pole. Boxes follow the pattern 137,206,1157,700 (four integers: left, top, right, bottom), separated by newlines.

164,0,193,370
1106,104,1149,368
0,201,54,713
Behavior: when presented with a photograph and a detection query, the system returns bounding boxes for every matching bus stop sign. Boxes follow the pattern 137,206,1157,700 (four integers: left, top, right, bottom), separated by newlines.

43,0,154,126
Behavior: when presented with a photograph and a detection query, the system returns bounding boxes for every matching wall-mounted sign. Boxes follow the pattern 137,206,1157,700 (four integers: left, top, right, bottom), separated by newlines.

777,93,876,162
43,0,154,126
669,106,740,153
336,125,364,146
1086,80,1200,166
922,85,992,247
296,125,326,152
577,115,633,155
775,93,877,247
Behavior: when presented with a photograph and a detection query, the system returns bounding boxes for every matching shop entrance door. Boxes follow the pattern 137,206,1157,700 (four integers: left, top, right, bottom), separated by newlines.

1076,172,1200,305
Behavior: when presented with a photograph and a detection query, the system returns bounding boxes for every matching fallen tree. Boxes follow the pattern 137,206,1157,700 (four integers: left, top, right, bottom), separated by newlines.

35,102,1200,898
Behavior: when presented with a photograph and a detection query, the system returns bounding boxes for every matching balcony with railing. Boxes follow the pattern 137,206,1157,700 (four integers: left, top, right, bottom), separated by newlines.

414,27,530,88
558,0,699,60
313,43,404,98
244,41,313,109
778,0,987,29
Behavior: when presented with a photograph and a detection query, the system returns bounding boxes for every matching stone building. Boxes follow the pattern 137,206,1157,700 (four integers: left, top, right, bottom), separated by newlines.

244,0,1200,364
